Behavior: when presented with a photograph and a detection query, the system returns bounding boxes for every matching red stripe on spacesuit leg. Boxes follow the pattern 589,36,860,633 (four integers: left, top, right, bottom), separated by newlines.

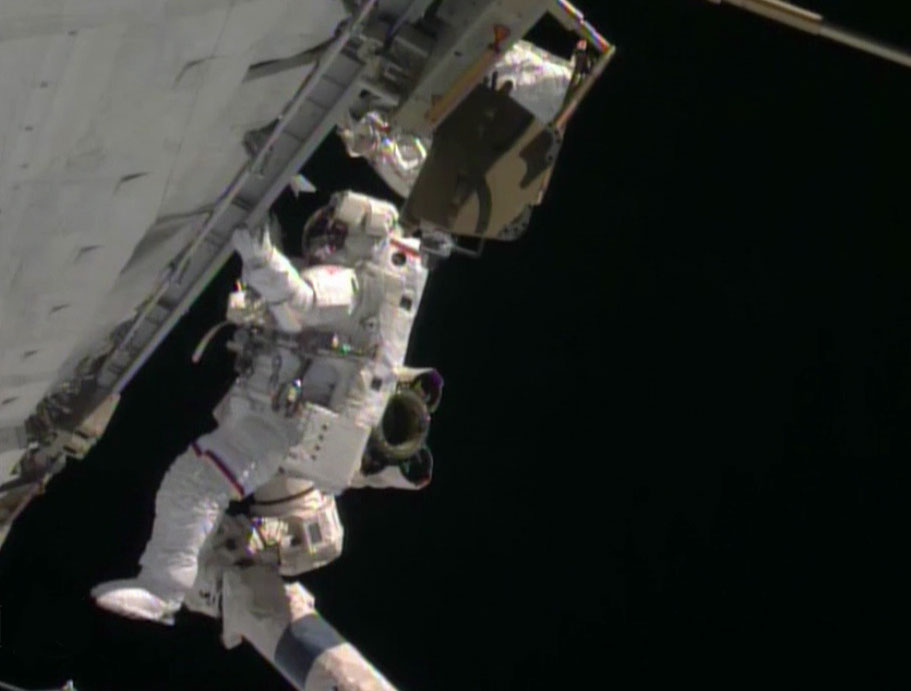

191,442,245,499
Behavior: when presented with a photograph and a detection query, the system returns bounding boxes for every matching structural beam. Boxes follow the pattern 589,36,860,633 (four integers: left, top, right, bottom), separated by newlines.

706,0,911,70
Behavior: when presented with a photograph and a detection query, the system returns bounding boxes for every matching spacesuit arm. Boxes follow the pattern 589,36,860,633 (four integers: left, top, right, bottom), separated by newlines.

233,226,358,332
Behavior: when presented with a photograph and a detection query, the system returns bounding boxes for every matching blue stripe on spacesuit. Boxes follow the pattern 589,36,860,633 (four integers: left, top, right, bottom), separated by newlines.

273,613,345,687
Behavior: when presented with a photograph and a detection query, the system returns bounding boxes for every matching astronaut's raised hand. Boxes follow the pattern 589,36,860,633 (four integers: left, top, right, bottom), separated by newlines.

231,222,313,331
232,224,273,266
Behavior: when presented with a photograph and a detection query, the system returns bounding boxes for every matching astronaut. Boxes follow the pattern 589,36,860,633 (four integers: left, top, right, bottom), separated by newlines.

92,191,441,624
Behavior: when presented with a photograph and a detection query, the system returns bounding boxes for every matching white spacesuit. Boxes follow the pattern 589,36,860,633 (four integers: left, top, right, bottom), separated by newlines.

93,192,437,623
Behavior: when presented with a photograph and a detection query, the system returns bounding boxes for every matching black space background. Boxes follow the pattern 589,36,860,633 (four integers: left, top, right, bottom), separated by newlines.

3,1,911,688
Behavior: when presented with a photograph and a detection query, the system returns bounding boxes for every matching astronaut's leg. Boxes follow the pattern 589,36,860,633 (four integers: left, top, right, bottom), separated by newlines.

91,444,238,623
141,444,240,585
222,566,398,691
93,413,293,624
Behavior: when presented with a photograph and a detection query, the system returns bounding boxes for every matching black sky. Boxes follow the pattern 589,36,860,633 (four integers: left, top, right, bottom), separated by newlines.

2,1,911,688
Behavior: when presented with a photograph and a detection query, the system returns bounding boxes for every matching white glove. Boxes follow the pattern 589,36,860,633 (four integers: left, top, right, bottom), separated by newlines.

231,225,273,265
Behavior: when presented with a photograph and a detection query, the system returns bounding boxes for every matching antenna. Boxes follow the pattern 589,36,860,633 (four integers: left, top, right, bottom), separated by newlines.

705,0,911,70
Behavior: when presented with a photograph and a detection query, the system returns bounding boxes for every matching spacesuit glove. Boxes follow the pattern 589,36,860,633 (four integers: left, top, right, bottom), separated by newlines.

232,225,273,267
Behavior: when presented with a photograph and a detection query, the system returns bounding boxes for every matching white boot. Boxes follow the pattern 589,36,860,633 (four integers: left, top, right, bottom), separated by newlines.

92,578,182,625
93,444,237,623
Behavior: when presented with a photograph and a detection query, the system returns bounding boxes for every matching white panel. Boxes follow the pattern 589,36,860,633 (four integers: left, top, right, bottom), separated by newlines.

0,32,74,186
14,23,126,178
101,171,173,289
157,0,289,215
0,1,246,40
159,62,313,216
3,179,114,290
0,380,48,425
217,0,291,58
94,218,200,328
247,0,348,63
0,341,75,377
0,173,168,339
0,0,348,431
